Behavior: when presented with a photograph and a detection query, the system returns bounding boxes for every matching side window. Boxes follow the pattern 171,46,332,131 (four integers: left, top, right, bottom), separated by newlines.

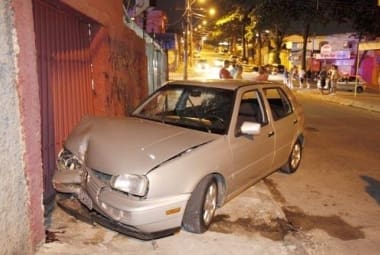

263,88,293,121
236,90,267,135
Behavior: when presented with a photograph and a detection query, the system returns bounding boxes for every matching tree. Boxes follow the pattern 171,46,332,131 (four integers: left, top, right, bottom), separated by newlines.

209,0,254,56
250,0,297,65
291,0,334,71
343,0,380,73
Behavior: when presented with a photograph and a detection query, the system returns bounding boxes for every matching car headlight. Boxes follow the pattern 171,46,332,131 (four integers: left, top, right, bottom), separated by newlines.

110,174,148,197
57,148,83,171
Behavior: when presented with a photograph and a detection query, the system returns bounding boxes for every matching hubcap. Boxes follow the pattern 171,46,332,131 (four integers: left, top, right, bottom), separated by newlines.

290,143,301,169
203,182,217,226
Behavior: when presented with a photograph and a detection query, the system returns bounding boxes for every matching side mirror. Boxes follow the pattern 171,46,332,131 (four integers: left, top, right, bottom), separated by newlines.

240,121,261,136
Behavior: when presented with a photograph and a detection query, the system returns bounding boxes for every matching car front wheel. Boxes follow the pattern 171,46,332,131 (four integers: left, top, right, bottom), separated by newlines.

182,175,218,233
280,141,302,174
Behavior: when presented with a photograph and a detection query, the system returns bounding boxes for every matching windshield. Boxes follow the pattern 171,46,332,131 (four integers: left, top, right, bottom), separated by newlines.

132,84,234,134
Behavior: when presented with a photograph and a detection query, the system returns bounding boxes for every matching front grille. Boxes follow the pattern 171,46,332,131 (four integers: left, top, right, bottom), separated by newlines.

85,169,130,223
86,169,108,200
91,169,112,185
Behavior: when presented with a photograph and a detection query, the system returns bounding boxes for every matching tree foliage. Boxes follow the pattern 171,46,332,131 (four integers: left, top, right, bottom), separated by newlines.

347,0,380,39
207,0,380,67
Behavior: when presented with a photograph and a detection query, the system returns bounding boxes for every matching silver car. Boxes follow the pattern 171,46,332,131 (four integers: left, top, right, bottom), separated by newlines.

336,75,366,93
53,80,305,240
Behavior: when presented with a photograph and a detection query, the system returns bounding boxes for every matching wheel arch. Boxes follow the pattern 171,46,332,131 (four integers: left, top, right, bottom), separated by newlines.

297,133,305,148
211,172,227,207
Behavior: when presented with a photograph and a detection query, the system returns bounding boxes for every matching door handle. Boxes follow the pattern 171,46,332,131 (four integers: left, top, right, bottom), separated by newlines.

293,119,298,124
268,131,275,137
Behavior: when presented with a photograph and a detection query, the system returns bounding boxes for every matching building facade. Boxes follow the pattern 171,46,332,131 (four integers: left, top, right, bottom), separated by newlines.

0,0,162,253
284,33,380,90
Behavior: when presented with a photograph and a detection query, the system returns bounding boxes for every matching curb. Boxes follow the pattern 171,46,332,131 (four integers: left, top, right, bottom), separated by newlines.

294,90,380,113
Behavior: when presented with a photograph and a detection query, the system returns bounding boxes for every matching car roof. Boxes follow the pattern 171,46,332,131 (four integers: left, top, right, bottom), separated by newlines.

166,79,274,90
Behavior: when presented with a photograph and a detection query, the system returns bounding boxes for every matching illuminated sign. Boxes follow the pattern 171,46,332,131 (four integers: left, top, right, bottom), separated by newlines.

315,50,351,59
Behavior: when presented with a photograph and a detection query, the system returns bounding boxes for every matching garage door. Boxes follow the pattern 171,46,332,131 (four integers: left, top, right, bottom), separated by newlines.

33,0,97,205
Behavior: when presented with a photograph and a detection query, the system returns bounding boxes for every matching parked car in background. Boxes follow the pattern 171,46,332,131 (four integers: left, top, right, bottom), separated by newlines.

195,58,210,72
53,80,305,240
213,58,225,68
336,75,366,93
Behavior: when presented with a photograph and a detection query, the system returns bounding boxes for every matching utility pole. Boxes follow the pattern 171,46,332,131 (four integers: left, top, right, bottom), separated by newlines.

183,0,191,80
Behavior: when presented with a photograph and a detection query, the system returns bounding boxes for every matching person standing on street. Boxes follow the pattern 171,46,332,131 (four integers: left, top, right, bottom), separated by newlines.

233,64,243,79
329,65,339,94
306,69,312,88
219,60,233,79
230,60,238,78
256,66,269,81
299,68,306,88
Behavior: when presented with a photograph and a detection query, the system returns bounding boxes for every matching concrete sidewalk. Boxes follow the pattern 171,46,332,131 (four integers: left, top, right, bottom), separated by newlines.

294,88,380,113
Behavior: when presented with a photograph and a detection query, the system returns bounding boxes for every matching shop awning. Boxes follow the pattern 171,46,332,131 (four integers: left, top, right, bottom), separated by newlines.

359,41,380,51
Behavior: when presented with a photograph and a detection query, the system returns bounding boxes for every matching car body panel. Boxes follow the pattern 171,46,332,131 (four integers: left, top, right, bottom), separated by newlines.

336,75,366,92
65,117,218,176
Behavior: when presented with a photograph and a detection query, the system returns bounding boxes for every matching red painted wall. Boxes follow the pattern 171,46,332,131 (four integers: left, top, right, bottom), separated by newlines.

63,0,149,116
12,0,45,250
360,51,380,90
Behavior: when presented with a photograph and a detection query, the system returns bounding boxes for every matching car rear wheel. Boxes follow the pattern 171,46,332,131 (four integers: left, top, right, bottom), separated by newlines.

182,175,217,233
356,86,364,93
280,141,302,174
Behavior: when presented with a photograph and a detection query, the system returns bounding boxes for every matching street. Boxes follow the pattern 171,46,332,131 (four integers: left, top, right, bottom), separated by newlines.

269,94,380,254
36,93,380,255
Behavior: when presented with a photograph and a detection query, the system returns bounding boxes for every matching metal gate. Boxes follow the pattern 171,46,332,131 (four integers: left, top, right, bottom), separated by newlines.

33,0,96,204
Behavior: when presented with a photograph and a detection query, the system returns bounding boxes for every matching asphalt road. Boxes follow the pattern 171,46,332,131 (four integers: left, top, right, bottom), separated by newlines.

36,93,380,255
268,94,380,254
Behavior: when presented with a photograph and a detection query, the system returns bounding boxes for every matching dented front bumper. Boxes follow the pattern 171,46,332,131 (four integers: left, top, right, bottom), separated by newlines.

53,169,190,240
56,195,180,240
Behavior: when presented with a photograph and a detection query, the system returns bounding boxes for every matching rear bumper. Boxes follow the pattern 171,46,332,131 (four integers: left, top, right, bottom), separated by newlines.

56,195,181,240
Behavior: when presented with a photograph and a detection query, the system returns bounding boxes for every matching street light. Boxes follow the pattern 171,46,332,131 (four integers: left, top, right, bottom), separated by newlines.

183,0,214,80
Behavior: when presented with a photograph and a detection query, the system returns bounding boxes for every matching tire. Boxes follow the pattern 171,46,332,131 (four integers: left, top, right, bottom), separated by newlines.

280,140,302,174
356,87,363,93
182,175,218,233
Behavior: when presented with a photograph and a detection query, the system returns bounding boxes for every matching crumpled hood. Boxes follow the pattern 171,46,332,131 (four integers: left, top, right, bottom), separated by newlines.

65,116,218,175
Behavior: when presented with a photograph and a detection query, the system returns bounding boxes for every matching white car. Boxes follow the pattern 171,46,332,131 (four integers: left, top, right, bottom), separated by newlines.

337,75,366,93
53,80,305,240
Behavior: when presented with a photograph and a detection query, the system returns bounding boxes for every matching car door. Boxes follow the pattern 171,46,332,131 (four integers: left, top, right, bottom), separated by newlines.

263,87,298,170
227,88,275,198
337,77,350,91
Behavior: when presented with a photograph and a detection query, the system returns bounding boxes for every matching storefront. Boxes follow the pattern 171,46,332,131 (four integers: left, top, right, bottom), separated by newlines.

314,44,354,75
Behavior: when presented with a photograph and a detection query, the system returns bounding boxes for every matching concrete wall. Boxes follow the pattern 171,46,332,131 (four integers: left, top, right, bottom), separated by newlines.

0,0,45,254
0,0,151,252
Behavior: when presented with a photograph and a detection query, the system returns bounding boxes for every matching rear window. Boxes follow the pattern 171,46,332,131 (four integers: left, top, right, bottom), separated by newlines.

263,88,293,121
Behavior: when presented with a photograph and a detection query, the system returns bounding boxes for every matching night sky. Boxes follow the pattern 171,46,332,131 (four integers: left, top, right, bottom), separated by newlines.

154,0,354,35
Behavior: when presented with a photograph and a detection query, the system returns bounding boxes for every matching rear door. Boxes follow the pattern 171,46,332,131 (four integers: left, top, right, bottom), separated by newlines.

262,87,298,169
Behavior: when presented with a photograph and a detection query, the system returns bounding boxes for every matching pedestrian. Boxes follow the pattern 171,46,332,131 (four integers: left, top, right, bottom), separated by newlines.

318,68,328,94
219,60,233,79
329,65,339,94
288,66,297,89
233,64,243,79
284,69,289,86
256,66,269,81
305,69,312,88
299,68,305,88
230,60,238,78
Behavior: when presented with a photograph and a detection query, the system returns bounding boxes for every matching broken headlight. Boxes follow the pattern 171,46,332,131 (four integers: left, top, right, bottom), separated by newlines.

57,148,83,171
110,174,148,197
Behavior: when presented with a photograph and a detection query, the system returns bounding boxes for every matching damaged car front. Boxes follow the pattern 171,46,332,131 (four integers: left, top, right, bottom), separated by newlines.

53,82,234,239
